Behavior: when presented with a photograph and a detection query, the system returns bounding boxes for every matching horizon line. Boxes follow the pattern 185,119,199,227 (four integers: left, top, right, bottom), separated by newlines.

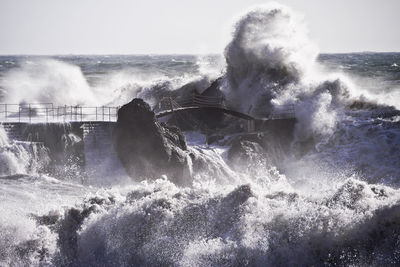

1,51,400,57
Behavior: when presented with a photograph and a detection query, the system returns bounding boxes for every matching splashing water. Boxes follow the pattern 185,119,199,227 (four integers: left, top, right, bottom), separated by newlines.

0,56,222,107
0,125,50,176
1,3,400,266
223,3,398,146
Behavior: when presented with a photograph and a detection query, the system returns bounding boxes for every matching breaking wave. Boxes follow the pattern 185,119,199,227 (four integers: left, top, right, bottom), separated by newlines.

0,56,223,107
1,3,400,267
223,3,399,146
13,176,400,266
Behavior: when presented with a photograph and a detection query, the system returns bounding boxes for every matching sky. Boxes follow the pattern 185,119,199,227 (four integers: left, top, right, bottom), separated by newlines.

0,0,399,55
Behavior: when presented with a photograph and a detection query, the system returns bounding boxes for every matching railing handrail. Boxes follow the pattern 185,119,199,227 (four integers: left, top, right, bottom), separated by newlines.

0,103,121,123
155,96,296,120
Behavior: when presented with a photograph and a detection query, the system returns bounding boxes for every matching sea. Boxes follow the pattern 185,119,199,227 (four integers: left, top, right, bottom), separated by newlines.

1,5,400,267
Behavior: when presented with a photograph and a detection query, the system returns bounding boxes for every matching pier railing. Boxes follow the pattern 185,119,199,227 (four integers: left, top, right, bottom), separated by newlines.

154,94,296,120
0,103,120,123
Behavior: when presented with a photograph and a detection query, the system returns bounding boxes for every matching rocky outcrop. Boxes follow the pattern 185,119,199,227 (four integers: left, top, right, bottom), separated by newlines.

113,98,191,185
227,139,265,168
225,132,290,169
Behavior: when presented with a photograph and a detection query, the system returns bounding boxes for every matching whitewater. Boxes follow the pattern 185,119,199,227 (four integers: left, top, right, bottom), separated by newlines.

1,3,400,266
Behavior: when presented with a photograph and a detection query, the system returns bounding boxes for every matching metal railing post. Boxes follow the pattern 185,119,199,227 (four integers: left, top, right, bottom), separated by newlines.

0,103,144,124
169,97,174,113
29,104,31,123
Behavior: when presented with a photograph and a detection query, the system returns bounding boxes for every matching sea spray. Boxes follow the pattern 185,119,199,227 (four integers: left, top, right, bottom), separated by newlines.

41,175,400,266
222,4,356,147
0,125,49,176
2,59,96,106
0,3,400,267
224,3,318,113
0,57,219,107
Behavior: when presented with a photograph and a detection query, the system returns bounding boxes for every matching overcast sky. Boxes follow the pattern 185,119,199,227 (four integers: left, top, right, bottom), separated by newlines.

0,0,399,55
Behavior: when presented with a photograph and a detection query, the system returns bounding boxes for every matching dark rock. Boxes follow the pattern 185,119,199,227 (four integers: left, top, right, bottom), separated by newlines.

113,98,191,185
227,139,265,167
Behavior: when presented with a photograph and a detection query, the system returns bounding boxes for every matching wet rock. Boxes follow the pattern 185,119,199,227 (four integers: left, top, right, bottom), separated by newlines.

113,98,191,185
224,131,293,168
227,139,265,167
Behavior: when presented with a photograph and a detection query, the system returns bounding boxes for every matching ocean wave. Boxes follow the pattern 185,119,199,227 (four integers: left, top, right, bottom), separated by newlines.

10,176,397,266
1,3,400,266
